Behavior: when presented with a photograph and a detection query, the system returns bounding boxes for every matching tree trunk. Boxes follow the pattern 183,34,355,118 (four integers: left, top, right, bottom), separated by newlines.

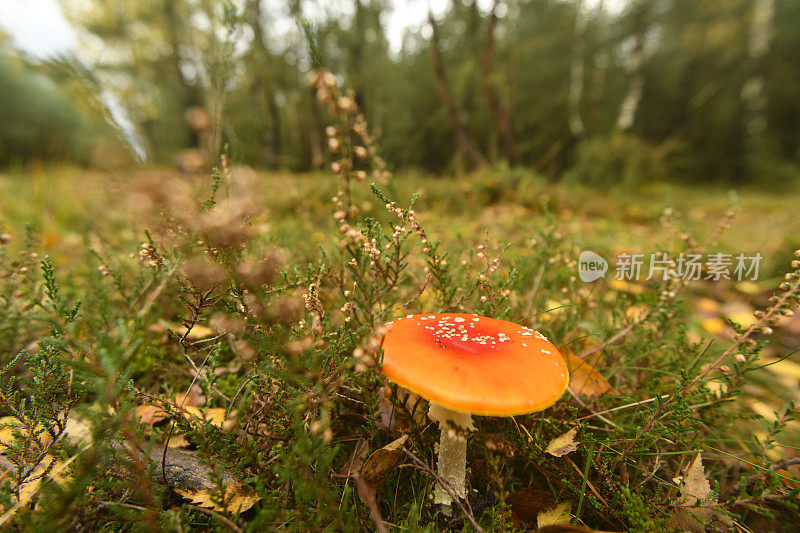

162,0,198,152
428,10,488,169
481,0,517,164
460,0,481,129
568,0,588,138
250,0,282,169
163,0,192,112
615,1,650,132
590,0,609,100
742,0,775,151
350,0,368,115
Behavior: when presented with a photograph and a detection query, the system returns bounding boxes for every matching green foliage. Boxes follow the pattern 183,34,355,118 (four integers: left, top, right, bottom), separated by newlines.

2,0,783,183
0,43,123,167
565,133,676,187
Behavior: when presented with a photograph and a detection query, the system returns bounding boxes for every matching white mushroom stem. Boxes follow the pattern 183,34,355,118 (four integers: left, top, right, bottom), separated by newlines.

428,402,475,513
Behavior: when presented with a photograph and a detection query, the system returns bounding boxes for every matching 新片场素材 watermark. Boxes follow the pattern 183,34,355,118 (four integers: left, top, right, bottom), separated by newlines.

578,250,609,282
578,251,762,282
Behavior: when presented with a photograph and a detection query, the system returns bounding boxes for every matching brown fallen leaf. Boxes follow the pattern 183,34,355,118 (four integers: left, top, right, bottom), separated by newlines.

190,362,242,378
340,438,370,477
565,350,618,398
377,386,426,431
358,434,408,505
668,453,730,532
545,428,579,457
135,405,168,429
677,453,712,504
176,382,207,407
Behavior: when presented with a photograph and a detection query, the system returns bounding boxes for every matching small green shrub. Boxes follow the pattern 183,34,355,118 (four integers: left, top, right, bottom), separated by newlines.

565,133,678,188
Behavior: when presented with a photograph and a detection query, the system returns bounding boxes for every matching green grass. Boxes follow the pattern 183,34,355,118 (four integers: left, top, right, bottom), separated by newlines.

0,164,799,531
4,166,798,271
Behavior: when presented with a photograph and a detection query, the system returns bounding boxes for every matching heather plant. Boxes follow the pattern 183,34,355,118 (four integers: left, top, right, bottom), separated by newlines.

0,73,799,533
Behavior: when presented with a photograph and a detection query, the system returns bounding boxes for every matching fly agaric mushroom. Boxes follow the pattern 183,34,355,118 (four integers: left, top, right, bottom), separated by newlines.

380,313,568,512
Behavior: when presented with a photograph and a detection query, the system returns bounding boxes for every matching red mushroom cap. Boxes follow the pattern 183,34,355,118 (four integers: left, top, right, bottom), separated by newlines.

380,313,569,416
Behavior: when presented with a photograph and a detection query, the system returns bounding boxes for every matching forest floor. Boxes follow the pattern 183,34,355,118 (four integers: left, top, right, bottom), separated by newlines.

1,165,799,530
2,165,799,429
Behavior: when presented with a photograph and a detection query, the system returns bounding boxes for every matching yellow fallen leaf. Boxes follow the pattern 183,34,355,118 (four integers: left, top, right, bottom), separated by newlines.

625,305,647,321
538,300,567,323
0,416,18,445
175,483,260,514
158,320,215,340
0,450,82,525
608,279,643,295
14,455,67,503
748,400,778,421
721,301,757,328
761,357,800,380
735,281,762,295
545,428,579,457
705,380,727,398
183,407,236,431
726,311,756,328
167,434,190,448
64,415,92,446
0,417,53,450
700,317,726,335
537,501,572,528
695,297,720,315
565,350,618,398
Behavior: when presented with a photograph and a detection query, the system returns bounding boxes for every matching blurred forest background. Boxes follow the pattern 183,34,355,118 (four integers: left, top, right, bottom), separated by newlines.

1,0,799,185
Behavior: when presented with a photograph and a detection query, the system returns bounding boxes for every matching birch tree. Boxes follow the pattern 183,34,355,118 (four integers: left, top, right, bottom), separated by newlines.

615,1,651,132
742,0,775,151
567,0,587,138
